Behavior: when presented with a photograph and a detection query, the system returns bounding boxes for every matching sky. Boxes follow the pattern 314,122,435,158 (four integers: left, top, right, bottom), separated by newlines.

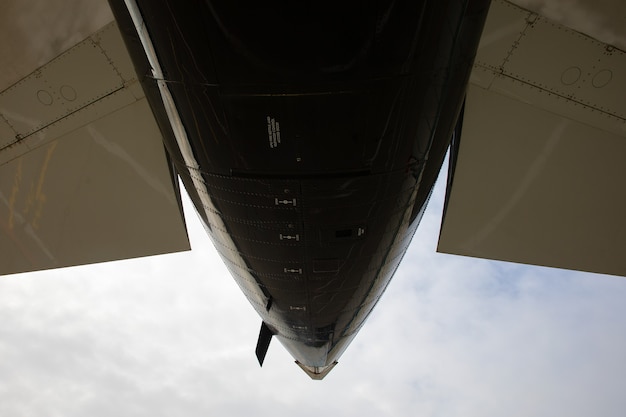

1,1,626,416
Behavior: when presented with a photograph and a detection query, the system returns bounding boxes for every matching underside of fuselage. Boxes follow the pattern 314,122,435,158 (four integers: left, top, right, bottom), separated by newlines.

108,0,491,378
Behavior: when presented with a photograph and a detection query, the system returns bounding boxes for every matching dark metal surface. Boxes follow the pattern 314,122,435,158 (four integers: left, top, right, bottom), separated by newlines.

256,322,274,366
109,0,490,377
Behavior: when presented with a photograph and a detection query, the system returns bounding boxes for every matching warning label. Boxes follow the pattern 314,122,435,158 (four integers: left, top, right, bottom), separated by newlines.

266,116,281,148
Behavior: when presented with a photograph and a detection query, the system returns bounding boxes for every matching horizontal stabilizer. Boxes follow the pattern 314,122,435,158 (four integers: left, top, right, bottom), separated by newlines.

0,18,190,275
438,0,626,276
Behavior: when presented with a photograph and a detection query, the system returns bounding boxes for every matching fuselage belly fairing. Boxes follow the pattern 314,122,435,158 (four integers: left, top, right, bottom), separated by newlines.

109,0,490,378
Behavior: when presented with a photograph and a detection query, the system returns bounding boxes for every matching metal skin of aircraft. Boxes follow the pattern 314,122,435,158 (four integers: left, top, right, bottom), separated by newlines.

1,0,624,380
105,0,491,379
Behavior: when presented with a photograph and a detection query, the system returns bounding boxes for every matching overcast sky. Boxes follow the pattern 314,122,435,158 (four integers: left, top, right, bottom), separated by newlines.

1,1,626,416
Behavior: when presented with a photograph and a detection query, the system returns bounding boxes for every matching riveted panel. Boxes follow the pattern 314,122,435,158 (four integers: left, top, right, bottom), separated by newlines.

0,28,124,139
0,116,15,148
504,16,626,120
472,0,530,88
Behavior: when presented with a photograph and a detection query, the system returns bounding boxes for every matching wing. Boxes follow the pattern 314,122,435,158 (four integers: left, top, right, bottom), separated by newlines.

0,1,189,275
438,0,626,276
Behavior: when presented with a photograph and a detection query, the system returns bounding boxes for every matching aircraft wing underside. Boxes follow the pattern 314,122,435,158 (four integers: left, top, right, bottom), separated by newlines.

0,2,189,275
438,0,626,276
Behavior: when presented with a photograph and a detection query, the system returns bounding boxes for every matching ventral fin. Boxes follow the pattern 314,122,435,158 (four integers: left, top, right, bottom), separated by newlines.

255,322,274,366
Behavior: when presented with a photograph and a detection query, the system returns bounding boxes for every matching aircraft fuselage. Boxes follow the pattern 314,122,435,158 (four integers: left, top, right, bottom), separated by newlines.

109,0,491,378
